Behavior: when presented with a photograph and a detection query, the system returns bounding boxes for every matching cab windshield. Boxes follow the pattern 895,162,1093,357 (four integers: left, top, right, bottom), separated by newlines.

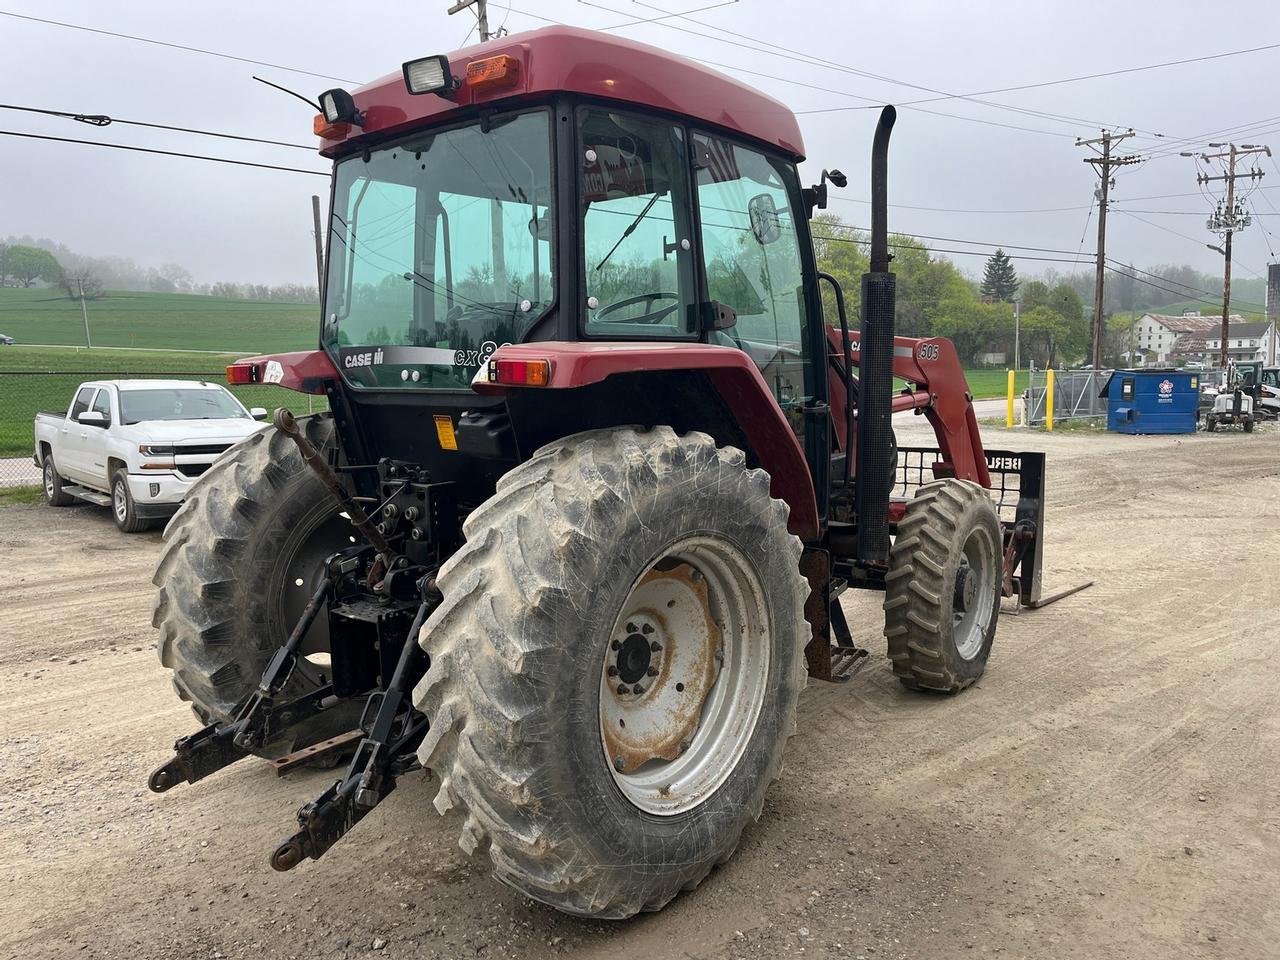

323,109,554,389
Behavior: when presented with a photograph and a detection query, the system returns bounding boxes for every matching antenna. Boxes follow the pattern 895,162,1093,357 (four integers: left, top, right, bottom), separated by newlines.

253,75,322,112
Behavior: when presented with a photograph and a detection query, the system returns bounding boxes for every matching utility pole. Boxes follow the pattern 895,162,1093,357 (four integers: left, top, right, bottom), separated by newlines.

76,277,91,348
1012,299,1021,370
311,195,325,295
1183,143,1270,368
447,0,490,41
1077,129,1141,369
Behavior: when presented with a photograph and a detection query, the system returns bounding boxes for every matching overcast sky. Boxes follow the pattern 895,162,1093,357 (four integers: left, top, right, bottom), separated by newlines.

3,0,1279,287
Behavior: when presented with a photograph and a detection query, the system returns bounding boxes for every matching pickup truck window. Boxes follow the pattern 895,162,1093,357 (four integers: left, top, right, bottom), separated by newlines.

91,390,112,425
119,388,245,424
69,387,94,420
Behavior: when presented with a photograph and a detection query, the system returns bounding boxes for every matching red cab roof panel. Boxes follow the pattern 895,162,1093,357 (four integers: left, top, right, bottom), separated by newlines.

322,25,805,159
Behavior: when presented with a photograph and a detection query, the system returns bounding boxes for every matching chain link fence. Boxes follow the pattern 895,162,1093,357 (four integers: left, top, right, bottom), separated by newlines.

0,370,325,488
1024,368,1111,426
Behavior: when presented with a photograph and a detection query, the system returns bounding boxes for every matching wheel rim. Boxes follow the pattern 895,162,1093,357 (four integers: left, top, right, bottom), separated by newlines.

600,536,771,816
273,504,355,666
44,462,54,499
113,481,128,522
952,526,997,660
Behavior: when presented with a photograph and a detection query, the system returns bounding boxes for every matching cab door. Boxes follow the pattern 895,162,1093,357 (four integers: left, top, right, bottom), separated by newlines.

60,386,97,483
690,132,828,512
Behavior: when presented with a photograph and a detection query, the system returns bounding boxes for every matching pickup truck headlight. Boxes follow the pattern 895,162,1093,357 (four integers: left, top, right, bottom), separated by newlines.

138,444,175,456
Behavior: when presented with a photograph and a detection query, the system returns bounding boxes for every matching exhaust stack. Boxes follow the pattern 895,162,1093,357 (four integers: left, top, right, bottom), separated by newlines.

854,105,898,567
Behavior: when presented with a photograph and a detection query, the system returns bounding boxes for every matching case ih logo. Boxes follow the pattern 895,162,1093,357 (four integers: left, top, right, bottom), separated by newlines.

1159,379,1174,396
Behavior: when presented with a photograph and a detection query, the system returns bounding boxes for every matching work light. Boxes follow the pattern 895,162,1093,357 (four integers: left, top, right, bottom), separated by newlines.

318,88,361,125
403,55,456,97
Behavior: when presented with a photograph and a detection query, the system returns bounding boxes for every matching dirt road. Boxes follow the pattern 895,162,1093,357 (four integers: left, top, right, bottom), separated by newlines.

1,421,1277,960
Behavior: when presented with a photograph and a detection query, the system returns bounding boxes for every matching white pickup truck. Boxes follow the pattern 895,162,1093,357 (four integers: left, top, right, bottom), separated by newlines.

34,379,269,532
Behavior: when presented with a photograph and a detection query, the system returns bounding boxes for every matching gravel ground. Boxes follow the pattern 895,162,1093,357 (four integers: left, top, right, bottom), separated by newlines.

0,419,1276,960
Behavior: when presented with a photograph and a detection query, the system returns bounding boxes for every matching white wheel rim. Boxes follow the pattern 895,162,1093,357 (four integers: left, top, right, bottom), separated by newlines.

953,526,997,660
600,536,771,816
44,462,54,498
113,482,128,522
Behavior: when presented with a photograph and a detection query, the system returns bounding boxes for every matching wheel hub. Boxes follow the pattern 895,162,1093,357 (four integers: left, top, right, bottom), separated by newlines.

953,563,976,614
601,563,721,775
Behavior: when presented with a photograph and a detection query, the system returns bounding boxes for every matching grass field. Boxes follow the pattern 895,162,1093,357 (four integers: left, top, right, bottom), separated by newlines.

0,287,1024,459
0,345,325,458
962,369,1028,400
0,288,318,353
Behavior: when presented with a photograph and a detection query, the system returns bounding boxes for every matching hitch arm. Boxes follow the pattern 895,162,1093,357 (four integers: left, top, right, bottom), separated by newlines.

148,554,359,793
270,580,441,871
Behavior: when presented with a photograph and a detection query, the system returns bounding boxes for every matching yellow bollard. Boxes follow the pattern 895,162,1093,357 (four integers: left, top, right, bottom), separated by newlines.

1006,370,1015,427
1046,369,1055,431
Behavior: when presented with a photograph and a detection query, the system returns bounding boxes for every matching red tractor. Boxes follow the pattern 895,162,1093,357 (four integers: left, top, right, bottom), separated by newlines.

148,26,1077,918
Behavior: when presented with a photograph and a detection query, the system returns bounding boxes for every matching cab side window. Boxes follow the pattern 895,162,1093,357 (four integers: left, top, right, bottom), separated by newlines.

91,389,112,425
692,133,813,413
580,109,697,338
69,387,94,420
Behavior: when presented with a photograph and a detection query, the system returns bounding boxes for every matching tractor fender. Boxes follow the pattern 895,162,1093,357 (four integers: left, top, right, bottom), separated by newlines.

226,350,338,395
474,343,820,541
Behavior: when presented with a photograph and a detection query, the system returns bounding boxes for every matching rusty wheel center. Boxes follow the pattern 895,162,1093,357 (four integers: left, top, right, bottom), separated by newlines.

601,537,770,816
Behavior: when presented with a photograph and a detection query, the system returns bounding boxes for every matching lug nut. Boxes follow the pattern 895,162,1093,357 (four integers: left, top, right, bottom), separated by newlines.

410,526,424,541
650,641,662,653
404,506,419,521
617,684,630,695
614,756,626,772
633,683,645,695
383,503,398,518
641,623,654,635
607,665,618,677
626,622,637,633
646,666,658,677
611,638,621,651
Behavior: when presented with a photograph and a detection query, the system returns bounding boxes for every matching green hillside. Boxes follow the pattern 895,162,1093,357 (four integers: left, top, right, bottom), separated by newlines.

0,288,319,353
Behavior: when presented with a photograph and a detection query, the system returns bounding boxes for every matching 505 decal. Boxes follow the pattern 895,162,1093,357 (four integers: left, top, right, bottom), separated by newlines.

917,343,940,361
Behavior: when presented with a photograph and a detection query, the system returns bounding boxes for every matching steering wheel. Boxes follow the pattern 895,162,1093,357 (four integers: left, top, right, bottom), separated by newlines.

595,291,681,325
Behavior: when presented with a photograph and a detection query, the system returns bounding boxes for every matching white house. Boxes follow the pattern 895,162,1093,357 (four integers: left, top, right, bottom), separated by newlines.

1131,312,1222,364
1171,320,1276,365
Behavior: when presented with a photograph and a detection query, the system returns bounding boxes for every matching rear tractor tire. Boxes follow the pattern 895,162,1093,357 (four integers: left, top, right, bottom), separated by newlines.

884,478,1002,693
414,426,808,919
152,414,361,756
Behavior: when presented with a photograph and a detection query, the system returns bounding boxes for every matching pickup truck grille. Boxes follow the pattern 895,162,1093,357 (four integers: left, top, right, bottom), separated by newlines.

174,442,234,480
175,443,235,457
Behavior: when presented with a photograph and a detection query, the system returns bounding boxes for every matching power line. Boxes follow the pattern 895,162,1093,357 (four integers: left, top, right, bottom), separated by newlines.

587,0,1143,135
0,129,329,176
0,103,313,150
898,40,1280,107
810,232,1091,265
0,9,359,84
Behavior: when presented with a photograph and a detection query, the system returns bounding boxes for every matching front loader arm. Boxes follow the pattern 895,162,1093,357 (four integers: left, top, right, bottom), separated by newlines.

827,327,991,488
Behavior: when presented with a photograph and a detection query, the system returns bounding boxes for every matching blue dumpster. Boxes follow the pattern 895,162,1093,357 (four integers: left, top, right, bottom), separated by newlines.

1101,369,1199,434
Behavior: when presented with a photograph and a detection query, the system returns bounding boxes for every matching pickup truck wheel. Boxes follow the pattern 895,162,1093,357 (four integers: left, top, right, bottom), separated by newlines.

152,413,361,757
414,426,808,918
111,469,151,533
43,456,74,507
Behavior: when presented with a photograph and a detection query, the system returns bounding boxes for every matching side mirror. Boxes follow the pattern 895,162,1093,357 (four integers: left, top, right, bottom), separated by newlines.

77,410,106,426
748,194,782,245
250,407,268,421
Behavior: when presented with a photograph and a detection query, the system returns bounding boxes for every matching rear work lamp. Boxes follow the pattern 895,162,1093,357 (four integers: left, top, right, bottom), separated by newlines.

403,55,458,97
319,88,362,125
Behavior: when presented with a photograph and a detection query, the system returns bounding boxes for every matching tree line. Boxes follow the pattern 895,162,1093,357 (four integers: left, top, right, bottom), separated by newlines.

0,236,318,304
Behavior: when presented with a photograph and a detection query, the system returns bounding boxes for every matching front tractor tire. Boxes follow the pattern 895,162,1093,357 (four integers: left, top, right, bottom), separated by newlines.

884,479,1002,693
414,426,808,919
152,414,360,755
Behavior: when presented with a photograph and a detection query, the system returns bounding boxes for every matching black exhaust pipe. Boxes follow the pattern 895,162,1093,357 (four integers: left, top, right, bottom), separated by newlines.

854,105,897,568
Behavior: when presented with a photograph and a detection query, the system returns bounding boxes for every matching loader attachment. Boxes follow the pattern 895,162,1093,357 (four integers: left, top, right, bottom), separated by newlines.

894,446,1092,609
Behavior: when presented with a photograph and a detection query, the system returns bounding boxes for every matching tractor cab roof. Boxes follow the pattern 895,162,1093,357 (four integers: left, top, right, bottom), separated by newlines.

319,24,805,160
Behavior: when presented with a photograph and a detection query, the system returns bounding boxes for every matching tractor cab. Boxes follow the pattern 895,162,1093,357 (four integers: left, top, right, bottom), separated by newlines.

308,26,825,510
